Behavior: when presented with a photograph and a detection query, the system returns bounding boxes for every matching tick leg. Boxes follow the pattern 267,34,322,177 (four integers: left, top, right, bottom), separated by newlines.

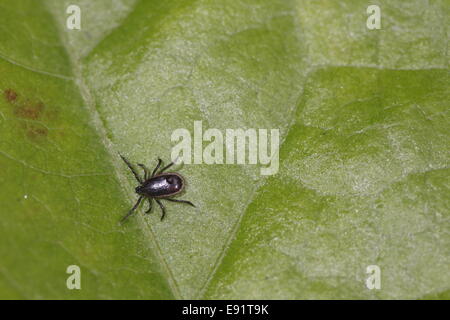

151,158,162,177
120,196,143,223
145,198,153,214
165,198,196,207
119,154,143,184
159,159,175,173
138,163,151,180
156,199,166,221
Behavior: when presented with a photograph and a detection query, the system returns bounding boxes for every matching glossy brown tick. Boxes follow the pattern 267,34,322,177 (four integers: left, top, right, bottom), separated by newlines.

119,154,195,223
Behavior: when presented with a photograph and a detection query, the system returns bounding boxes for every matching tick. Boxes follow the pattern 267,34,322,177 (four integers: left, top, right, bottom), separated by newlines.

119,154,195,223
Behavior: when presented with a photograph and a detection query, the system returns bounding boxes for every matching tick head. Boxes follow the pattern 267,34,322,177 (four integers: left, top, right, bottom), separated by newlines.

135,185,145,195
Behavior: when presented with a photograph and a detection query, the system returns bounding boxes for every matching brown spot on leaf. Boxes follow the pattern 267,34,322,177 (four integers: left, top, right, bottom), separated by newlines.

26,125,48,140
4,90,58,142
4,89,17,103
14,101,45,120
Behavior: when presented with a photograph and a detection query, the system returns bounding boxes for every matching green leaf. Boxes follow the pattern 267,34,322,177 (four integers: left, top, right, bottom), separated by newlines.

0,0,448,299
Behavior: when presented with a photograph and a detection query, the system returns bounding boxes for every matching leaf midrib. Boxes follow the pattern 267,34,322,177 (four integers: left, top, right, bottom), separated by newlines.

43,3,182,299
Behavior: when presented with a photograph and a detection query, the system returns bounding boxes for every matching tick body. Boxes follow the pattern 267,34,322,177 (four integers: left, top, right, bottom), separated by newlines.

119,154,195,223
136,173,184,198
